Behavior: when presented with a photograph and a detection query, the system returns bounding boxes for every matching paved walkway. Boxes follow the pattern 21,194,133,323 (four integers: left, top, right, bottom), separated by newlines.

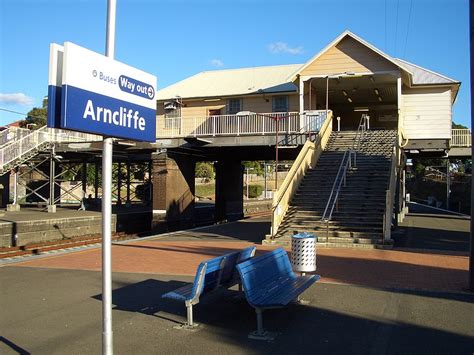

6,215,470,293
1,211,473,354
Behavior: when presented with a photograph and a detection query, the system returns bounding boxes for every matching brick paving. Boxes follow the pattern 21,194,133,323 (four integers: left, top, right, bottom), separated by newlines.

11,237,469,292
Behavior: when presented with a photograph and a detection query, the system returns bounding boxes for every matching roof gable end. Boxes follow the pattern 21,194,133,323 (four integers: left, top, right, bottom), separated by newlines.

289,30,412,80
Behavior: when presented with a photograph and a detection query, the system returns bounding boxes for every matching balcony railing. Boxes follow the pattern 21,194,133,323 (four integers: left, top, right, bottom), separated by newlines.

451,129,471,147
156,111,328,138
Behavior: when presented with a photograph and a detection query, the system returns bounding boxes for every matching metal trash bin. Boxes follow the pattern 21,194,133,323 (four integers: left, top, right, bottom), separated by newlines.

291,232,316,273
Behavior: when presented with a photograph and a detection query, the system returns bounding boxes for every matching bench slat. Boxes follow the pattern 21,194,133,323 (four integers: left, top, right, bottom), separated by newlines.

162,246,256,303
237,248,320,309
237,249,293,298
250,275,320,307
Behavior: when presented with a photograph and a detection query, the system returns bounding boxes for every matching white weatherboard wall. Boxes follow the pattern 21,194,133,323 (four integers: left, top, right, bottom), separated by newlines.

401,87,452,139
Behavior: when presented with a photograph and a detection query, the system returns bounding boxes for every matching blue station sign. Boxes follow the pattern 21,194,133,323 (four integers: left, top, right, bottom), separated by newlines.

47,42,157,142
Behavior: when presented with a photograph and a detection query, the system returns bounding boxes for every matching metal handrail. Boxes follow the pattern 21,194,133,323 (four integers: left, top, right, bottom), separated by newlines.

270,111,333,237
321,149,353,223
351,114,368,166
0,127,31,148
0,126,102,172
157,110,329,138
383,144,398,242
320,114,368,241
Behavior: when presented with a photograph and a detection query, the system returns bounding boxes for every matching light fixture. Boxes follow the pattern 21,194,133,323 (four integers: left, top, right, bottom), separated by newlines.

378,96,383,102
369,76,375,83
347,97,353,103
203,98,222,102
354,107,369,112
342,90,348,97
374,88,380,95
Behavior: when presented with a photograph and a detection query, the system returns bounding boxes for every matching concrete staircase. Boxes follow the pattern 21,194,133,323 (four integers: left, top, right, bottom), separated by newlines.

272,129,397,248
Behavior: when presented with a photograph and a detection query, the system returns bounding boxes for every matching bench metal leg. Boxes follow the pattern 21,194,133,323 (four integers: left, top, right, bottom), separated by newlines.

248,308,277,341
187,304,194,327
173,302,199,330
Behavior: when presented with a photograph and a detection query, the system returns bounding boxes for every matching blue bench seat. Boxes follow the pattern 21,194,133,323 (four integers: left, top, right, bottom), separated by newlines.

237,247,320,339
162,246,256,327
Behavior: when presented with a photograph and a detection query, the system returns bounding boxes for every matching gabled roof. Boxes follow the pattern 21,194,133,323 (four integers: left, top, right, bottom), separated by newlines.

393,58,460,85
156,64,302,101
156,30,460,102
288,30,413,81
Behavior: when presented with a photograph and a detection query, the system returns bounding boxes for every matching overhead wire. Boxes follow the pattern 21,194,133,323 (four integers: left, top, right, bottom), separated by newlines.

385,0,388,52
0,107,46,122
403,0,413,58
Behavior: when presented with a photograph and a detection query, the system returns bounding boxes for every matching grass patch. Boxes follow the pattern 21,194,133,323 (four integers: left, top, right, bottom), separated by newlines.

195,183,215,198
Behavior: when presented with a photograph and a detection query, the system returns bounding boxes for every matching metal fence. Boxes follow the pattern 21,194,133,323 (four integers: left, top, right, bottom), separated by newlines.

0,126,102,171
157,111,328,138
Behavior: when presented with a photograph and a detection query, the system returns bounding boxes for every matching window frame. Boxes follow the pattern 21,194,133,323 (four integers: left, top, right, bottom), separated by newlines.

272,95,289,113
227,98,242,114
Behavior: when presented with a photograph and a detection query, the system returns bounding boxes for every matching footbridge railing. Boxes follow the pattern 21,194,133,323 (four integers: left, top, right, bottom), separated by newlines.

269,111,333,237
451,129,471,147
0,127,31,147
0,126,102,173
156,111,328,138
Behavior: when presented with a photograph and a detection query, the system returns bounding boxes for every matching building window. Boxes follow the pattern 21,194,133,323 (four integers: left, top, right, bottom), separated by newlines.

227,98,242,114
272,95,289,112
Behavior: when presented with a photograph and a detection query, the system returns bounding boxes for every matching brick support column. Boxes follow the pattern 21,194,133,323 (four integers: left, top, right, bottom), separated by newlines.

215,160,243,222
151,153,195,232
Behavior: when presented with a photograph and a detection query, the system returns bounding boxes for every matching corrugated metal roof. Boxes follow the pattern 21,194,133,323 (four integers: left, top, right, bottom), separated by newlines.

155,64,302,100
393,58,459,85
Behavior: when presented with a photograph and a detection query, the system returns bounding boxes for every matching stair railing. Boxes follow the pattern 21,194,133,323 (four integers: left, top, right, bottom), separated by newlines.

383,144,398,243
321,149,353,242
0,127,31,147
0,126,102,172
269,111,333,238
351,113,368,167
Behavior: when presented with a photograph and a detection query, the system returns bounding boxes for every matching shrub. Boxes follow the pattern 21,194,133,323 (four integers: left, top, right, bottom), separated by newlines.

246,184,263,199
196,162,215,182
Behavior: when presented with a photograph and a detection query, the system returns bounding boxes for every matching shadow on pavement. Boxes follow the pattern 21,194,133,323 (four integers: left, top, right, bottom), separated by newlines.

91,279,474,355
155,219,271,243
0,336,31,355
109,243,468,294
394,225,469,253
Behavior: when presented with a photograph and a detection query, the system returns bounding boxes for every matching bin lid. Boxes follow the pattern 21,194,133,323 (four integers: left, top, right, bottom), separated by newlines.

292,232,316,239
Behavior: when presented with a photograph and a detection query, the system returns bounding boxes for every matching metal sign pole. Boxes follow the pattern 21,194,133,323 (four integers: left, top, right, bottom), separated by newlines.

103,0,116,354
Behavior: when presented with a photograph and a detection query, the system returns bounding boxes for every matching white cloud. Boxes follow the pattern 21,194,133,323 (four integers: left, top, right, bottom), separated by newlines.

268,42,304,55
210,59,224,67
0,93,34,106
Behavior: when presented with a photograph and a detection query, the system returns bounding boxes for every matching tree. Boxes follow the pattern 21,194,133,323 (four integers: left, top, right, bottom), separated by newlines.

22,106,47,129
243,161,264,176
196,162,215,182
452,122,468,129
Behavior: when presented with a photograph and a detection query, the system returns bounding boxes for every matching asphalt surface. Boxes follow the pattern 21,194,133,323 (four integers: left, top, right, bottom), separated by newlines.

1,208,473,354
394,203,470,252
1,266,473,355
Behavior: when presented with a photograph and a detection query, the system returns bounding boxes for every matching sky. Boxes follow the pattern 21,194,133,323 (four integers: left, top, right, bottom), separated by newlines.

0,0,470,127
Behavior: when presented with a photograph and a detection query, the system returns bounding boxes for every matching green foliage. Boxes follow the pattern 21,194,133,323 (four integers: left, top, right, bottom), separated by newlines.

452,122,468,129
23,106,47,128
243,161,264,176
246,184,263,198
196,162,215,182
